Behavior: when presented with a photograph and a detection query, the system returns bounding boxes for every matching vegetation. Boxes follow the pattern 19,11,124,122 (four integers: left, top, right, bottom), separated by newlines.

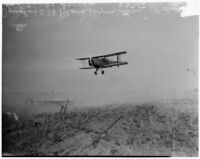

2,99,198,156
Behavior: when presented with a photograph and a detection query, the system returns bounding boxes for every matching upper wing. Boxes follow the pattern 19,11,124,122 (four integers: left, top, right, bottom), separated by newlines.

102,62,128,68
76,51,127,60
76,57,90,60
92,51,127,59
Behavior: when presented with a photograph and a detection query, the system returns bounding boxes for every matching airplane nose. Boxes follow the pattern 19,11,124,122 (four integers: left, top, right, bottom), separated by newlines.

91,57,94,65
88,59,92,66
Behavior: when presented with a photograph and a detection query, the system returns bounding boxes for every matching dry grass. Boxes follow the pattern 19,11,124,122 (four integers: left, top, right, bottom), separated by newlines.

2,98,198,156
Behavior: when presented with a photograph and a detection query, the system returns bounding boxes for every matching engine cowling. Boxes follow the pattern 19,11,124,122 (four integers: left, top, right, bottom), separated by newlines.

88,59,92,66
88,57,93,66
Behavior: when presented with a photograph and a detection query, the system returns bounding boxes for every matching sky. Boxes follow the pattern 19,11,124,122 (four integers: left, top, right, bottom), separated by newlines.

2,3,199,105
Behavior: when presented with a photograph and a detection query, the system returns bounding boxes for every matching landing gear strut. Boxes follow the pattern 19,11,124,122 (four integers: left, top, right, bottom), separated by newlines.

94,68,98,75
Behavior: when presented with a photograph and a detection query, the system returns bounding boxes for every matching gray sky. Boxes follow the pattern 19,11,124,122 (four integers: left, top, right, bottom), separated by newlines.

3,3,198,105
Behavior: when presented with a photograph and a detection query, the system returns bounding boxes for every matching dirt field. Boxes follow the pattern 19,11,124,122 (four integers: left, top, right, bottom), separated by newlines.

2,98,198,156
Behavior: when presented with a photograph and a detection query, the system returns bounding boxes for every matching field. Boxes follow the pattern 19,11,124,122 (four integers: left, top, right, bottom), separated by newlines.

2,98,198,156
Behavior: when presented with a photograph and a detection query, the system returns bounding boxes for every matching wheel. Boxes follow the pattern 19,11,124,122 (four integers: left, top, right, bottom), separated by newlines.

94,71,97,75
101,70,104,74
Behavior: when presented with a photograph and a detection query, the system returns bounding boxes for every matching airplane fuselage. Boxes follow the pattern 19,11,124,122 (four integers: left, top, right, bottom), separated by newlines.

89,57,115,68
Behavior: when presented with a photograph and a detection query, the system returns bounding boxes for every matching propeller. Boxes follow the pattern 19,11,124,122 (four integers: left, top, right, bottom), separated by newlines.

88,55,93,66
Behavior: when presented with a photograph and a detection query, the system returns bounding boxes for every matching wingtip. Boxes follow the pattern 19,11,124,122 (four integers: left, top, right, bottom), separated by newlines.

121,51,127,54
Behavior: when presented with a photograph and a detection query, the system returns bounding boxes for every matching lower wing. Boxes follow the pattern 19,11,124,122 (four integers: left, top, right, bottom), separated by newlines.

79,62,128,69
79,66,95,69
102,62,128,68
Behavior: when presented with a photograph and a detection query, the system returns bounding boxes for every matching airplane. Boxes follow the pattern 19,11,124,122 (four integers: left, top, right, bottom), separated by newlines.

76,51,128,75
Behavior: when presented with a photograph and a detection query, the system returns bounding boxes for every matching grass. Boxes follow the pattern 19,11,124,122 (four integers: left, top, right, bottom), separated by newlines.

2,98,198,156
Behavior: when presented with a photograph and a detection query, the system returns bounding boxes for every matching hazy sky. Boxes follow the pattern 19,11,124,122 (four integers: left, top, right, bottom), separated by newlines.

2,3,198,105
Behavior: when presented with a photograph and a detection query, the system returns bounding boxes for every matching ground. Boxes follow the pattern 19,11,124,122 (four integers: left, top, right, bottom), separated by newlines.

2,98,198,156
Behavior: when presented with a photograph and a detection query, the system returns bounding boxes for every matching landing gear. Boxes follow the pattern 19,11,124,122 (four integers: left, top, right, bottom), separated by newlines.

93,68,105,75
94,68,98,75
101,68,105,75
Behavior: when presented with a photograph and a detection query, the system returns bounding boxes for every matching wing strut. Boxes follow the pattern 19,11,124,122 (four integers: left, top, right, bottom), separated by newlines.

81,59,87,68
117,54,121,62
81,60,84,67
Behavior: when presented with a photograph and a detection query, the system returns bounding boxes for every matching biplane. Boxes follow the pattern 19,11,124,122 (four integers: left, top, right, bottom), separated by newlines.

76,51,128,75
